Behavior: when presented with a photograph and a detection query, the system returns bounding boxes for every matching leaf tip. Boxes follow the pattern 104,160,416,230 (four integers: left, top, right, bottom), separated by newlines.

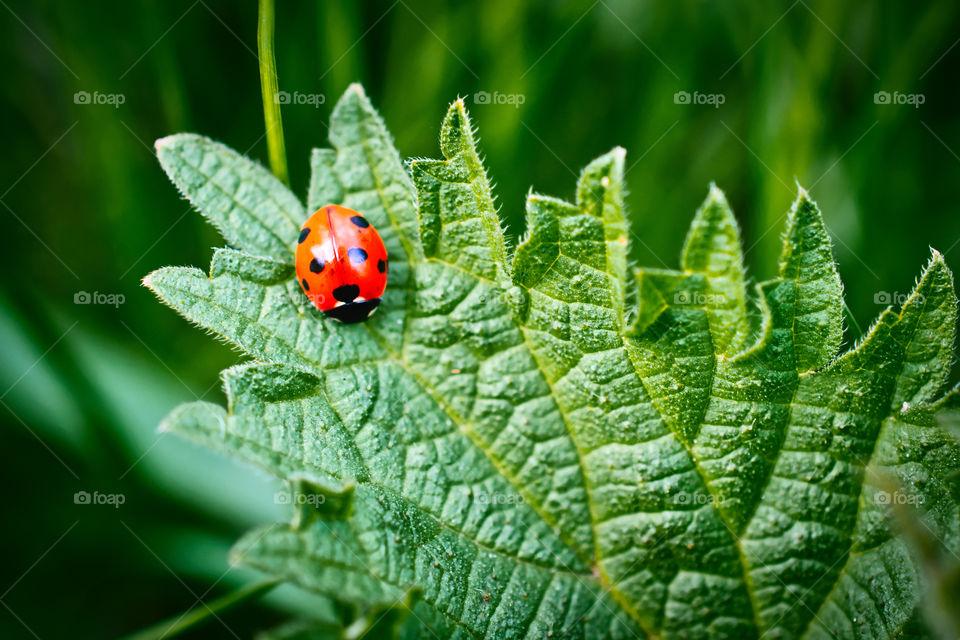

783,186,826,242
705,181,728,207
338,83,376,115
689,182,737,236
227,539,254,569
330,85,380,143
439,97,478,158
584,146,626,173
446,95,470,120
917,248,952,290
154,133,200,157
600,146,627,170
928,247,948,268
141,268,176,298
153,135,173,154
344,82,367,98
917,248,955,301
790,183,818,215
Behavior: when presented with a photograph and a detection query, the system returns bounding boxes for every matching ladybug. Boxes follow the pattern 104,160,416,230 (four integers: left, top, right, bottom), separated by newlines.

295,204,388,323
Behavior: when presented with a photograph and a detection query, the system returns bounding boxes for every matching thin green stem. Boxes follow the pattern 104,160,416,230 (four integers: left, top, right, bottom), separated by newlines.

258,0,289,186
119,579,282,640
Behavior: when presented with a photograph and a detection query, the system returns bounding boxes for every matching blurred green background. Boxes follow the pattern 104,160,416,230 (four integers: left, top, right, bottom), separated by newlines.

2,1,959,637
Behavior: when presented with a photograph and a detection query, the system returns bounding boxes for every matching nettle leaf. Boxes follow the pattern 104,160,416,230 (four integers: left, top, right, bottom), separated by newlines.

146,84,960,640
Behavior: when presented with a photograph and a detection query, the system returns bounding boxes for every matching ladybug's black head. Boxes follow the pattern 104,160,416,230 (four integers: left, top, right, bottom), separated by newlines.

323,298,381,324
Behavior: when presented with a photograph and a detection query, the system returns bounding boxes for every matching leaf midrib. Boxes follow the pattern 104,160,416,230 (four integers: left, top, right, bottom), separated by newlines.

347,130,604,573
398,252,605,571
377,276,595,571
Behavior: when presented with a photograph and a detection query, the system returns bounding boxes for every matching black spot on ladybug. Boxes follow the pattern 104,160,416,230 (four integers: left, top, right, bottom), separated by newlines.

348,247,368,263
310,258,325,273
377,259,386,273
350,215,369,228
298,227,310,243
301,278,310,291
333,284,360,303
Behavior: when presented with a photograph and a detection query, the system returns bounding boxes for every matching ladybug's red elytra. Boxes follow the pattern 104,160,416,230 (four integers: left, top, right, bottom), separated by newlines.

295,204,388,323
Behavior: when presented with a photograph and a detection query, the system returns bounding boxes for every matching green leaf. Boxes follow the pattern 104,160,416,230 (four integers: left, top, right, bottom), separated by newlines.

771,187,844,372
155,133,304,262
679,183,748,353
412,98,509,282
146,84,960,640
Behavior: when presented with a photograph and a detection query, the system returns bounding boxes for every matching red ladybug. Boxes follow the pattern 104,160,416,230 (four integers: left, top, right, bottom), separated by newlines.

295,205,388,323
